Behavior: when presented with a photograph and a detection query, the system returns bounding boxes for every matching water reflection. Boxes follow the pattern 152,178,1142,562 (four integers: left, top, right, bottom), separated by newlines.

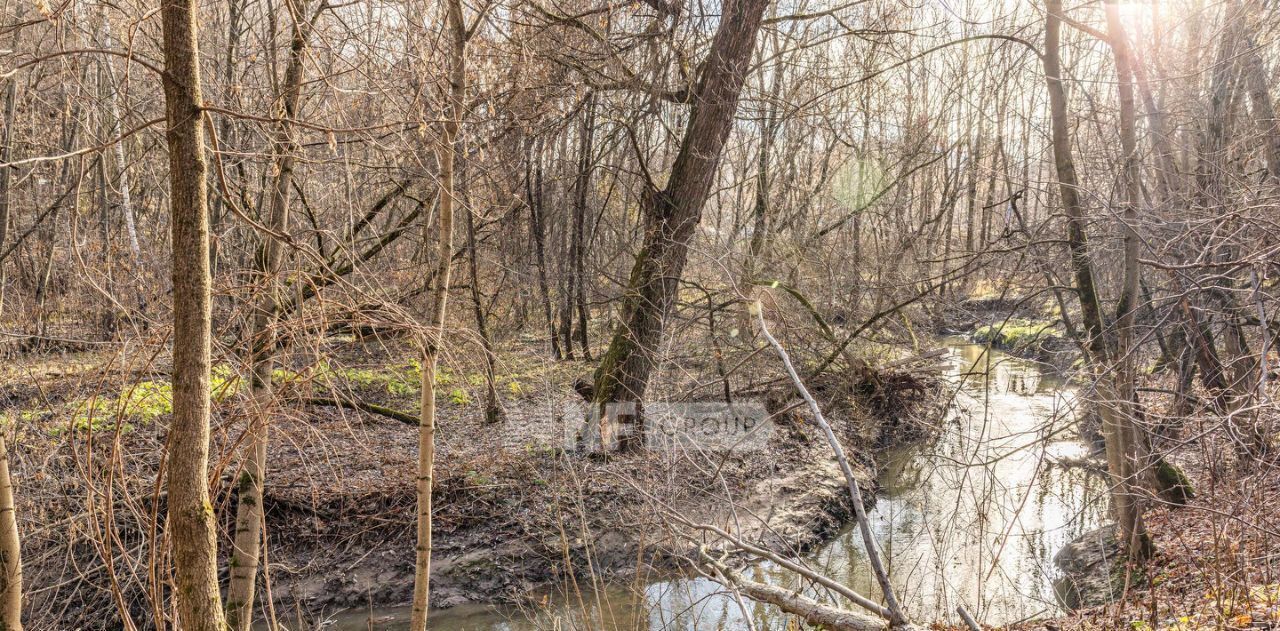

289,343,1105,630
839,342,1107,623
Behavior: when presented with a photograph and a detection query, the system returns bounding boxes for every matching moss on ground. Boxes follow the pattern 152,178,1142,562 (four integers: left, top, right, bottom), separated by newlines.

973,317,1062,351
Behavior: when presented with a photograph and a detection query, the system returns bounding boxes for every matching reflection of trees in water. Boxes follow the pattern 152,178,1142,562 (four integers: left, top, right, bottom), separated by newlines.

839,345,1106,622
954,345,1046,396
994,362,1041,394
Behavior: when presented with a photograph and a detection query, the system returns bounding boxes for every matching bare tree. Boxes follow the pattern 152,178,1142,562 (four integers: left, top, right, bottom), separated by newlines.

159,0,228,623
412,0,467,627
0,415,20,631
224,0,321,627
591,0,771,451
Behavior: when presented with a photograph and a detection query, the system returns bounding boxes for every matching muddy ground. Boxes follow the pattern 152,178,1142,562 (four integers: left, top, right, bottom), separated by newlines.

2,330,941,629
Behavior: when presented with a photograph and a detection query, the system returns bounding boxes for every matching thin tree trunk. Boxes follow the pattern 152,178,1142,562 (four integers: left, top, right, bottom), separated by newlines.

1045,0,1152,561
99,15,146,315
745,47,783,284
159,0,227,621
210,0,244,271
1244,34,1280,182
527,139,561,359
0,40,17,320
411,2,464,627
0,420,21,631
571,93,595,360
462,160,502,423
224,1,315,628
1104,0,1153,559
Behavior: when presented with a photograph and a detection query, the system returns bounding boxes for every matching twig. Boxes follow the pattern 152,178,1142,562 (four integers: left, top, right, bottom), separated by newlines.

701,549,889,631
678,517,890,619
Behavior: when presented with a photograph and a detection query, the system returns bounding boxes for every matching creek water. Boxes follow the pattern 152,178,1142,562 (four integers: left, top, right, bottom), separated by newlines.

273,342,1107,630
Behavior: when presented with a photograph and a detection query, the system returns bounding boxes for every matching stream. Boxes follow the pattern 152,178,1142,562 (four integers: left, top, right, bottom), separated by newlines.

272,341,1107,629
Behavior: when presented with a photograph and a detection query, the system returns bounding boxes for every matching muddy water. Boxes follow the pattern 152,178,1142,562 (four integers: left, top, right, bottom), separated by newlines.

280,342,1106,630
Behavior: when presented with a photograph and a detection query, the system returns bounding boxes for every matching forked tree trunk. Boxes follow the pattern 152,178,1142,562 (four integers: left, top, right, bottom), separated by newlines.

1104,0,1154,558
591,0,770,451
0,419,21,631
159,0,227,623
224,1,316,628
1044,0,1152,561
411,1,465,627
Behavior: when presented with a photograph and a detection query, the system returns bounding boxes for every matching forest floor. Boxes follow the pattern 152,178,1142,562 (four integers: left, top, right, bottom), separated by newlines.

1,327,941,629
1005,395,1280,631
15,294,1272,631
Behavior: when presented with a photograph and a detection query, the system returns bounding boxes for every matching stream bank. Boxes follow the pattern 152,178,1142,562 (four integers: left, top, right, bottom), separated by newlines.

266,341,1106,630
254,344,943,625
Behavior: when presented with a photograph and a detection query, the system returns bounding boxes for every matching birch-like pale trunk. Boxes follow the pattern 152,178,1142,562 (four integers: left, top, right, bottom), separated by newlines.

411,1,465,627
98,15,146,314
0,417,21,631
224,2,317,628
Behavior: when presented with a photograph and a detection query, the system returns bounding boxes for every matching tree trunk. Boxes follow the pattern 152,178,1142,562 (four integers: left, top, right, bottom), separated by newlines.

0,31,18,320
462,160,502,423
159,0,228,622
591,0,770,451
1105,0,1154,559
224,1,315,628
99,14,147,315
0,421,21,631
411,1,464,627
1244,33,1280,182
1045,0,1152,561
526,139,561,359
570,93,595,360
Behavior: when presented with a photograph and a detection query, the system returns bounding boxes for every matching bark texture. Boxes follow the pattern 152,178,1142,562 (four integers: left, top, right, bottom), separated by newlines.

591,0,770,451
159,0,227,622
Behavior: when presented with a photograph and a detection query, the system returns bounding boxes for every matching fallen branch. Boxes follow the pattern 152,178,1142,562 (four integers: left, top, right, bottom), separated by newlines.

702,551,889,631
957,605,981,630
305,397,417,425
674,517,890,620
882,348,947,369
755,300,912,628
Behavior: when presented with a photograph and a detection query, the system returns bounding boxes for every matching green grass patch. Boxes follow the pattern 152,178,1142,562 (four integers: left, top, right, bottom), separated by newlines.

973,318,1060,350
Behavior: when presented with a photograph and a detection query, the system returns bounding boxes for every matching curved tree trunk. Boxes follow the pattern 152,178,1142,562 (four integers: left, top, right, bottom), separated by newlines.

591,0,770,451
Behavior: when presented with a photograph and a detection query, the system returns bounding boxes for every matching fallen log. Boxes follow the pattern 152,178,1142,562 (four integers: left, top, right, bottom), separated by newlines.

305,397,417,425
